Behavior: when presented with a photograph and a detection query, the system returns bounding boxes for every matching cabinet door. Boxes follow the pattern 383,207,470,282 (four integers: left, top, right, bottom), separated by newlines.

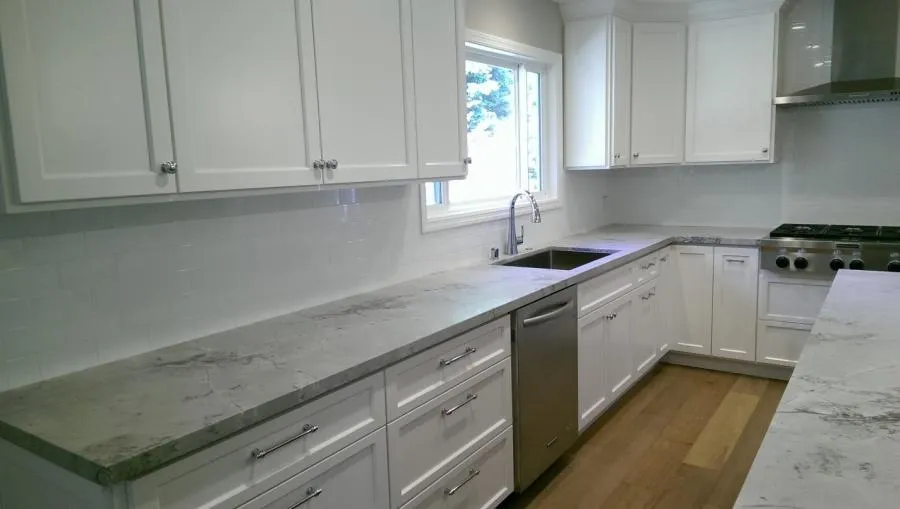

685,13,776,163
312,0,417,184
610,17,632,168
565,16,611,169
577,308,610,433
657,249,675,355
161,0,322,192
411,0,468,180
756,320,810,367
238,430,389,509
712,247,760,361
632,281,659,376
0,0,175,202
671,246,714,355
631,23,686,166
605,295,634,399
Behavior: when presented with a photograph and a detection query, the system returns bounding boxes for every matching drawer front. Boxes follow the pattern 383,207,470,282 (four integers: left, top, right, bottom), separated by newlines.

238,430,390,509
578,263,636,317
386,317,511,421
756,320,811,367
758,272,832,324
400,427,513,509
635,253,660,284
129,373,386,509
388,358,513,508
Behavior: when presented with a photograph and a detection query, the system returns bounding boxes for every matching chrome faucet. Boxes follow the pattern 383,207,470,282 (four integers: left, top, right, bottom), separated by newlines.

505,190,542,255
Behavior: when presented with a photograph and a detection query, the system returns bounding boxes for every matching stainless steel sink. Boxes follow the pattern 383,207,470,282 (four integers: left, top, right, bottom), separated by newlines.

497,247,618,271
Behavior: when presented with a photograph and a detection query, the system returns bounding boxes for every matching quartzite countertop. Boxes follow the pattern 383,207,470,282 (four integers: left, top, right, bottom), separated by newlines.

736,271,900,508
0,224,768,486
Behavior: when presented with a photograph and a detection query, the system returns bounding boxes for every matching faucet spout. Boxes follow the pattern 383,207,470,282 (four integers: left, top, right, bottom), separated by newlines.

505,190,542,256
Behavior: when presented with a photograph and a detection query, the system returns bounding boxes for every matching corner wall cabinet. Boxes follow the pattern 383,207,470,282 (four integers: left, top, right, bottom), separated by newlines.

0,0,468,206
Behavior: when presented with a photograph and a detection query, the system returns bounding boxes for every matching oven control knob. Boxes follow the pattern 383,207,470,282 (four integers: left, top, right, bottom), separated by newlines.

887,261,900,272
775,256,790,268
829,258,845,271
849,259,865,270
794,257,809,270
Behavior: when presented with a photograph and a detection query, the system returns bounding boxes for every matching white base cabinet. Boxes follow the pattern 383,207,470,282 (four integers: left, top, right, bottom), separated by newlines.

632,280,660,376
711,247,760,361
756,320,811,367
670,246,714,355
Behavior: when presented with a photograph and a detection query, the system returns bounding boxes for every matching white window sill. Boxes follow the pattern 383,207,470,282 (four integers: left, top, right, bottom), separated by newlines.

422,197,561,233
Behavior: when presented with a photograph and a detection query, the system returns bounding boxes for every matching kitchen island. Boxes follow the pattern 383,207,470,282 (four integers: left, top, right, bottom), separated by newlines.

735,271,900,508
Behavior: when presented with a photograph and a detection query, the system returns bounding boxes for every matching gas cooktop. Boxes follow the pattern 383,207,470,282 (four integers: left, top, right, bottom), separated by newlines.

761,223,900,276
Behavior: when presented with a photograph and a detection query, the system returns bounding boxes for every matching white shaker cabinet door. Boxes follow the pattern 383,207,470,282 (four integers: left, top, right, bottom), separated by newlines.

610,17,632,168
411,0,468,180
671,246,714,355
630,23,687,166
711,247,760,361
632,281,660,376
0,0,175,202
577,307,610,433
656,249,675,355
161,0,323,192
685,13,777,164
312,0,418,184
605,294,635,400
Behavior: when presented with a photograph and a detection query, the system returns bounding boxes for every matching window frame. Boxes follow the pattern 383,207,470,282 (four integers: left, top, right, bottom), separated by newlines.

420,30,563,233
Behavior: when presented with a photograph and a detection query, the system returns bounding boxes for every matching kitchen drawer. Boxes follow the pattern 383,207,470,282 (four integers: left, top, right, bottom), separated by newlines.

386,316,510,421
758,271,832,324
400,427,513,509
237,430,390,509
128,373,386,509
756,320,811,367
388,358,512,508
635,252,660,284
578,263,636,317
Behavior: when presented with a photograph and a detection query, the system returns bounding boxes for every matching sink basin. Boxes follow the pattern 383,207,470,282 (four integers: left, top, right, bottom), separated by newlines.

497,248,618,271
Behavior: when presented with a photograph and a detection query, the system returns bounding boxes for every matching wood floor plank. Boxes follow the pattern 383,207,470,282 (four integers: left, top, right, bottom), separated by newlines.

730,375,770,397
660,371,735,445
700,381,787,509
682,389,762,470
650,464,718,509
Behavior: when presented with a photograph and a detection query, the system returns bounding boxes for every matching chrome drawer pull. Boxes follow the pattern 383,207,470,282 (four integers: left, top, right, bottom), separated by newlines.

252,424,319,460
444,468,480,496
289,487,323,508
442,393,478,416
439,346,477,368
726,258,746,264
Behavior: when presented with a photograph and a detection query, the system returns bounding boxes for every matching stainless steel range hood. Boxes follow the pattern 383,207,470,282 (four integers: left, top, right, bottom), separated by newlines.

776,0,900,107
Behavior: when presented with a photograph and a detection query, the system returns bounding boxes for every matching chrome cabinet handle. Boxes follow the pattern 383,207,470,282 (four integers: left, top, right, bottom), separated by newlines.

632,152,640,158
522,301,574,327
660,256,668,262
444,468,480,496
160,161,178,175
252,424,319,460
442,393,477,416
325,159,339,170
762,147,770,154
464,157,473,165
312,160,325,170
726,258,746,264
605,313,618,320
288,487,323,508
439,346,477,368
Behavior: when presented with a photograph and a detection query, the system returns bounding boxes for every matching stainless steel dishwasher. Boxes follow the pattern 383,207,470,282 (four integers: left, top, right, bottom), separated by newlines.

512,287,578,491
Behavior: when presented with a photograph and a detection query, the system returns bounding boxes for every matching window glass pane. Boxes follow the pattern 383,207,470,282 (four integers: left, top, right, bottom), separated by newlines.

424,182,438,206
526,71,542,193
450,60,518,204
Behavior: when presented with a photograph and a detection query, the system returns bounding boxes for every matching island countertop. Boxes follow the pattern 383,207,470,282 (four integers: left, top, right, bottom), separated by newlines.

0,224,768,486
735,271,900,508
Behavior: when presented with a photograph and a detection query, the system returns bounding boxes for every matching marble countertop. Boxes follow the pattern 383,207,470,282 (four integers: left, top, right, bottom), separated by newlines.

0,224,768,486
735,271,900,508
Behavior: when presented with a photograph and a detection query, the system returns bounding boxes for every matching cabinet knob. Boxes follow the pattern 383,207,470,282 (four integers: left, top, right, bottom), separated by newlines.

159,161,178,175
762,147,770,154
464,157,473,165
312,160,325,170
325,159,339,170
632,153,640,159
614,153,620,159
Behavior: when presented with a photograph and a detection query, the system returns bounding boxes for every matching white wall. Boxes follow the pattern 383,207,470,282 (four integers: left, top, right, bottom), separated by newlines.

0,0,609,391
466,0,564,52
608,103,900,227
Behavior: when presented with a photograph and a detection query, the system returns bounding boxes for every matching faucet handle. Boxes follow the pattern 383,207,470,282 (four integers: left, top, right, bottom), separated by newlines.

516,225,525,246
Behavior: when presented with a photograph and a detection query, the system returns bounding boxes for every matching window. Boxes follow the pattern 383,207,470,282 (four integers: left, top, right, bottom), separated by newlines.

422,32,562,232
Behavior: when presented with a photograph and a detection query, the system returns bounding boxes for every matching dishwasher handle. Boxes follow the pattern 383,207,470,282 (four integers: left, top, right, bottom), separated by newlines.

522,301,574,328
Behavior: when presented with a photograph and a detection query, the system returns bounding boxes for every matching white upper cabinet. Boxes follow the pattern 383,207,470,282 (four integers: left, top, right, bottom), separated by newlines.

630,23,687,166
565,16,612,170
685,13,777,164
161,0,322,192
0,0,175,203
410,0,468,180
313,0,417,185
711,247,760,361
610,18,633,168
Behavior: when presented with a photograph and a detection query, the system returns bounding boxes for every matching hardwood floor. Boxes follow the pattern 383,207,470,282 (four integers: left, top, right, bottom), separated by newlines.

501,364,787,509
